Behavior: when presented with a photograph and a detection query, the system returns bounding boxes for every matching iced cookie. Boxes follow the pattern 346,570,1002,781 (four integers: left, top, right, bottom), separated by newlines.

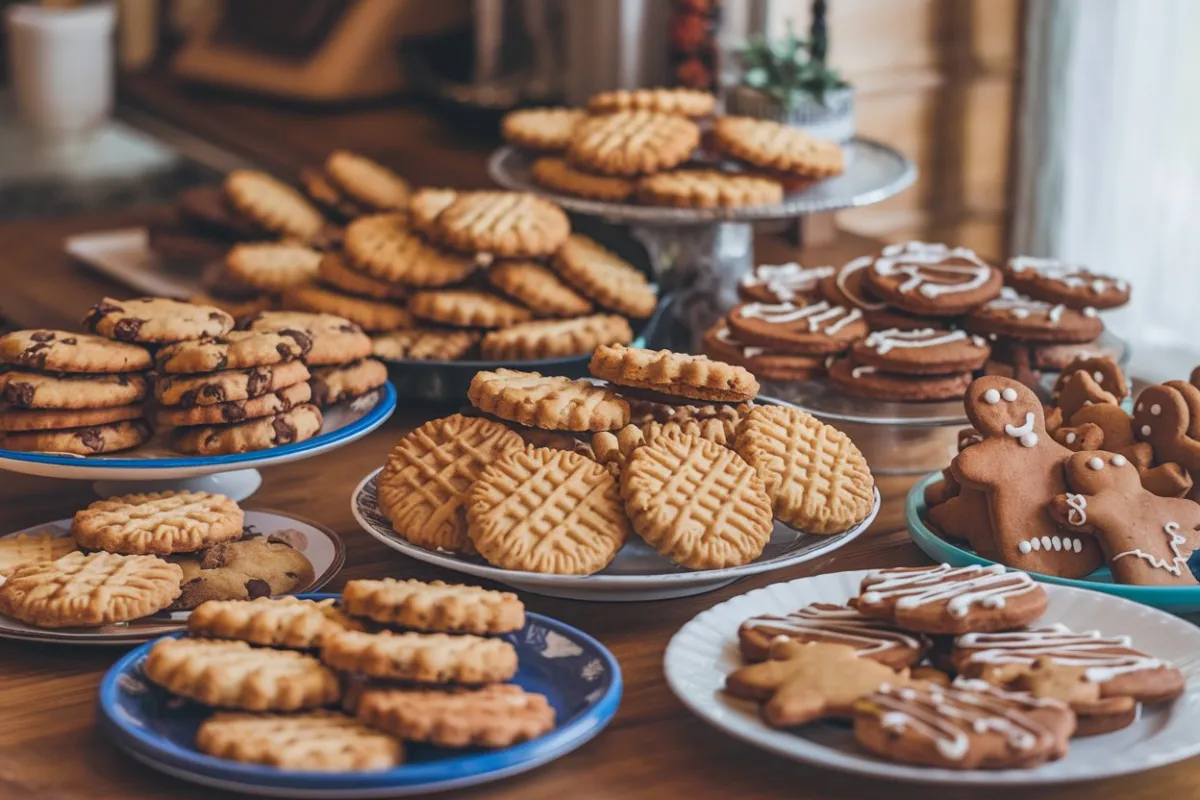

1006,256,1130,311
861,241,1002,317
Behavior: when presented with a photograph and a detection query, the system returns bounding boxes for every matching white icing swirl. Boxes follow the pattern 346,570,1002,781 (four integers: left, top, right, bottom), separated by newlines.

872,241,993,298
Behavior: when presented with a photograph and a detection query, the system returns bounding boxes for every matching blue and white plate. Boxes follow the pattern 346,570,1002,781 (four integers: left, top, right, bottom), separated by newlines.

98,597,622,799
907,472,1200,614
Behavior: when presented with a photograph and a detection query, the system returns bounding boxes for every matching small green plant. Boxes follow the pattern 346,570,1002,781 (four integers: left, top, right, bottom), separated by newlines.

738,21,844,109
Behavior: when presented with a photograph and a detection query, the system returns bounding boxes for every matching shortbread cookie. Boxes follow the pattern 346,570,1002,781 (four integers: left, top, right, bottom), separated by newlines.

739,262,835,304
225,242,322,291
734,405,874,533
713,116,844,179
408,290,532,330
861,241,1003,317
1,419,152,455
224,169,324,243
434,192,571,258
72,490,244,555
1006,255,1130,311
342,578,525,634
156,383,312,427
343,214,478,287
320,630,518,683
0,551,182,627
310,359,388,406
828,358,973,402
84,297,234,344
188,597,351,649
326,150,410,211
301,167,368,221
173,404,323,455
737,604,926,668
0,532,77,576
501,107,586,151
197,711,403,771
554,235,656,318
531,157,636,202
0,404,143,432
284,284,412,332
358,685,554,748
156,361,310,407
0,370,147,408
144,637,339,710
408,187,458,235
727,301,868,355
637,169,783,208
480,315,632,362
317,252,409,301
469,368,629,432
0,330,152,373
466,448,630,574
567,111,700,176
168,537,315,610
239,310,373,365
377,414,524,553
371,329,479,361
964,287,1104,344
587,87,715,117
851,327,991,374
621,433,773,569
590,344,759,403
486,260,593,317
155,330,311,374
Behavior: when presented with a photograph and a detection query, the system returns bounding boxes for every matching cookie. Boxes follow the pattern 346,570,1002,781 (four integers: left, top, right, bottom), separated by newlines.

466,447,630,574
0,330,151,373
168,536,315,611
964,287,1104,344
701,322,826,382
739,262,835,304
1006,256,1130,310
991,659,1137,737
377,414,524,553
326,150,410,211
712,116,844,179
1032,341,1124,371
589,344,759,403
190,291,278,321
590,418,736,474
501,107,586,151
1054,370,1118,420
156,383,312,427
407,187,458,235
1053,355,1127,402
636,169,783,208
71,490,244,555
530,157,636,202
155,330,311,374
284,284,412,332
317,252,409,301
225,242,322,292
1,419,152,455
178,185,268,240
372,329,479,362
726,301,868,355
156,361,311,407
310,359,388,406
926,488,999,561
827,358,973,401
820,256,930,331
734,405,874,533
554,235,657,318
566,111,700,177
1132,381,1200,473
586,87,715,117
188,596,352,649
197,711,403,771
223,169,325,243
342,578,524,634
83,297,234,344
358,685,554,748
320,630,518,684
480,315,632,362
408,290,532,330
855,564,1048,635
621,433,773,569
301,167,368,222
737,603,926,668
0,370,147,410
343,214,478,287
144,637,339,710
0,551,181,627
434,191,570,258
486,260,592,318
469,368,629,431
0,404,143,432
0,532,77,576
239,311,373,366
851,328,991,374
861,241,1002,317
172,404,322,455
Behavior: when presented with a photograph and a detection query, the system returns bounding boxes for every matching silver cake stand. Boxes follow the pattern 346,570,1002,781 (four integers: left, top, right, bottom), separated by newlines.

488,139,917,345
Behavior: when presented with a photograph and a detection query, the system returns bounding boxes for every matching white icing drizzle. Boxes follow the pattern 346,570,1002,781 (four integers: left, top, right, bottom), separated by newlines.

739,301,862,336
1064,493,1088,526
954,624,1167,682
851,365,877,379
872,241,993,298
859,564,1037,618
984,287,1067,326
1008,256,1123,295
741,262,835,302
714,326,765,358
1112,521,1191,577
741,605,922,655
863,327,971,355
1004,412,1037,448
834,255,888,310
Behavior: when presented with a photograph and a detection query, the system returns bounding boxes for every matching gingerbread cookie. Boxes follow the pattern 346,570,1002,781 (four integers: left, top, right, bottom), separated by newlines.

998,660,1137,737
926,488,998,560
964,287,1104,344
726,301,867,355
1006,256,1130,310
1052,355,1127,402
530,157,636,202
737,603,926,668
1056,403,1192,498
820,256,929,331
566,111,700,177
1055,370,1119,420
827,358,972,402
851,328,990,374
1132,380,1200,473
861,242,1002,317
701,322,826,382
739,262,834,304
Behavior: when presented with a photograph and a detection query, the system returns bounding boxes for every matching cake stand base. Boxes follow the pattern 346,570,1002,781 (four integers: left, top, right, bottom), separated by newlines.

93,469,263,501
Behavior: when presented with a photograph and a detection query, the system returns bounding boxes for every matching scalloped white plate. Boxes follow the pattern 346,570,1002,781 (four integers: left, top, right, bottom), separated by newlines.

664,570,1200,785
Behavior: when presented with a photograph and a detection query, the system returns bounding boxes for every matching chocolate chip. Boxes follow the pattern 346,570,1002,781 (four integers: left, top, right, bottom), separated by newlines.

276,343,295,359
200,384,227,403
284,571,300,579
215,353,228,370
201,544,230,569
272,417,297,444
20,342,51,369
79,428,104,452
246,368,270,396
268,529,304,549
117,374,130,385
209,311,228,322
112,318,145,341
5,382,35,406
223,403,247,422
60,337,77,345
280,329,313,356
83,301,122,330
29,331,55,343
310,379,330,407
338,323,359,333
245,578,272,599
178,388,198,408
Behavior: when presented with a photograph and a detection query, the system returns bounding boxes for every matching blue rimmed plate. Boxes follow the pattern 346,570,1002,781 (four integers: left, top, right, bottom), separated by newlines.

907,472,1200,614
97,595,622,798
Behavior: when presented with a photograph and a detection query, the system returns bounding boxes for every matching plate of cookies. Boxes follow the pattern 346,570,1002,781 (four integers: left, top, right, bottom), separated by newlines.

97,581,621,798
0,490,342,644
665,565,1200,784
351,345,879,601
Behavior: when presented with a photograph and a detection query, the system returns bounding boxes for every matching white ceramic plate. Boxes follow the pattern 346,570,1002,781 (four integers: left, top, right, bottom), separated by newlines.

664,570,1200,785
351,468,878,601
0,510,344,645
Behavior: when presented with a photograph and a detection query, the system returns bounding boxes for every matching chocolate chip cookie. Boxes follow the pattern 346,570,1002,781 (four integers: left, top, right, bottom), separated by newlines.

83,297,234,344
0,330,151,373
172,404,323,455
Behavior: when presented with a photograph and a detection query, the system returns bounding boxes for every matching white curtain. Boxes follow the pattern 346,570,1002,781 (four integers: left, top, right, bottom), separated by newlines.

1013,0,1200,381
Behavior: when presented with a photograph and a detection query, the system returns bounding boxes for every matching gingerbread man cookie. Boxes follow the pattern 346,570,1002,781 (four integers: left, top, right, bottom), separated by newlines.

1055,370,1118,420
1001,659,1137,737
926,489,999,560
1132,380,1200,473
952,376,1104,578
1056,404,1192,498
1052,355,1127,402
1049,450,1200,586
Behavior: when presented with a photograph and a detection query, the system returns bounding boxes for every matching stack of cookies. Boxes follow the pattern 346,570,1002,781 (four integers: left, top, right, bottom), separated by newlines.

374,344,875,574
136,578,554,770
300,149,411,223
503,87,845,209
723,563,1185,768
